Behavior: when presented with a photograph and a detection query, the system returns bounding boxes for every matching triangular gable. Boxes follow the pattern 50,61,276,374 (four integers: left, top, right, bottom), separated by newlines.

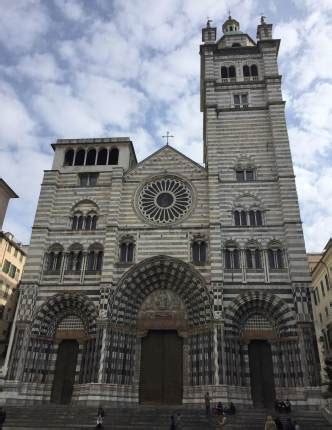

125,145,206,179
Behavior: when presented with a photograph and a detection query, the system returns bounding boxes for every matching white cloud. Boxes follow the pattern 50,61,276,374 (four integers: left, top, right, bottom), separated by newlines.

1,148,53,244
0,82,36,149
33,83,104,137
295,165,332,252
0,0,49,51
58,21,142,81
55,0,86,21
76,74,147,128
16,53,63,82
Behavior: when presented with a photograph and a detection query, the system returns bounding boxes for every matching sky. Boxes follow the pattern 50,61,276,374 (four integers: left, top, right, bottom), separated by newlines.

0,0,332,253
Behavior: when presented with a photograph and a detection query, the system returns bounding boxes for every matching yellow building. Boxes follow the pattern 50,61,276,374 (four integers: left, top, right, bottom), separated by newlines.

308,239,332,382
0,232,26,360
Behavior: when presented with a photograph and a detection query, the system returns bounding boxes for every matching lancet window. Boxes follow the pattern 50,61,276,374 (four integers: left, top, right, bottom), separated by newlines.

119,238,135,263
224,243,240,269
192,240,207,264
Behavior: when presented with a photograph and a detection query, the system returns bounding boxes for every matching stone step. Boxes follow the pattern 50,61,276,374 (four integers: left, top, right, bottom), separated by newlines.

2,406,331,430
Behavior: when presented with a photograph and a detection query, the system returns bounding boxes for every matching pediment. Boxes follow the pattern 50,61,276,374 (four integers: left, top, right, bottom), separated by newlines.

125,145,206,180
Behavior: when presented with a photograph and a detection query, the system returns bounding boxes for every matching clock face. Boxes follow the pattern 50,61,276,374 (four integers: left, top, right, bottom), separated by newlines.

137,176,193,225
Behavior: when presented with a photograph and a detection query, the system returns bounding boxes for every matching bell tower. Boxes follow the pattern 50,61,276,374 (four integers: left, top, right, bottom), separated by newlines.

200,15,320,392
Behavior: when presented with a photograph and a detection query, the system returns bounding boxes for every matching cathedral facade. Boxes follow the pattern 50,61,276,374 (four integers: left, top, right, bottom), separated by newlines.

3,17,321,407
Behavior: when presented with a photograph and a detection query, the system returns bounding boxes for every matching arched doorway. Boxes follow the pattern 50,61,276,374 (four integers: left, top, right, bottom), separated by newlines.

225,292,298,408
138,290,187,404
51,339,79,404
30,293,98,404
140,330,183,404
109,256,214,404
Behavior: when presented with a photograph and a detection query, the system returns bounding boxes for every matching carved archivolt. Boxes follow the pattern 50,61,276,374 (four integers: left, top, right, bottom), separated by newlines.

109,255,213,327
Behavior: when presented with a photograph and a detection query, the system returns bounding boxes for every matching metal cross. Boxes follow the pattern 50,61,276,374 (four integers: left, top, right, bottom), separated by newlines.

162,131,174,145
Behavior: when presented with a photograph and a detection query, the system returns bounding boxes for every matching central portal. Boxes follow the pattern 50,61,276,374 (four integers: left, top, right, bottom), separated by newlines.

139,330,183,404
248,340,276,408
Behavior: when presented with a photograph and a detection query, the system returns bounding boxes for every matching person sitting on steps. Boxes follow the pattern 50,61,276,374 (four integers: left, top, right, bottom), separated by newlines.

216,401,224,415
216,413,227,429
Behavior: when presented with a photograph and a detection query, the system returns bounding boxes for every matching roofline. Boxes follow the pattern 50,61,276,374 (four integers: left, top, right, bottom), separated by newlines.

125,144,206,176
0,231,27,255
0,179,18,199
310,238,332,276
216,32,257,47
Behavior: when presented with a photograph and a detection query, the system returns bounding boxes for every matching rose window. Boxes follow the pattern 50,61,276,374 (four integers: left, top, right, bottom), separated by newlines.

137,177,193,224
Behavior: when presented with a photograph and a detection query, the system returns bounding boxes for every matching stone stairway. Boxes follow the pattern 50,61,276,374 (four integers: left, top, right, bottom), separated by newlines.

2,404,331,429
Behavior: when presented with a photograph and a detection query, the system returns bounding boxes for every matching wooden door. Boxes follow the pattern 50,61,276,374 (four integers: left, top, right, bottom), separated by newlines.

248,340,275,408
140,330,183,404
51,340,79,404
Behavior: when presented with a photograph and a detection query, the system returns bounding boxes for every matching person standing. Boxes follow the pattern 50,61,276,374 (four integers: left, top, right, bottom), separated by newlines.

170,415,176,430
175,412,182,429
204,392,211,417
293,422,300,430
264,415,277,430
274,416,283,430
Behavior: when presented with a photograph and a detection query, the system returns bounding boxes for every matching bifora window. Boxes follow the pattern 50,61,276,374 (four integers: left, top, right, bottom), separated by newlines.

235,169,255,182
233,93,248,108
79,173,98,187
137,176,193,224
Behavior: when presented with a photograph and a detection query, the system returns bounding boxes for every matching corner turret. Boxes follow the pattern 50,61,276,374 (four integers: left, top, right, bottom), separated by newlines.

257,16,273,40
202,19,216,43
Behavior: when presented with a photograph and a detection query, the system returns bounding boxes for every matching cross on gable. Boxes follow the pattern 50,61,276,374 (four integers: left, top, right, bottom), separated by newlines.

162,131,174,145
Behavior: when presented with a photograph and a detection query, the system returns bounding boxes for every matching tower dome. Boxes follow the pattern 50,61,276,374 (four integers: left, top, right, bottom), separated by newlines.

222,15,240,34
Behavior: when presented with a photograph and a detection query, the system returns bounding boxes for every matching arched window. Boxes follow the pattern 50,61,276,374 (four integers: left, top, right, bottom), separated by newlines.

243,65,250,77
72,213,83,230
70,201,99,232
246,248,262,269
45,245,63,272
86,149,96,166
67,252,75,271
76,251,83,271
77,215,84,230
234,210,240,226
109,148,119,165
268,247,284,269
225,246,240,269
72,216,78,231
85,215,92,231
240,210,247,226
251,64,258,77
91,215,98,230
87,244,103,272
96,251,103,270
229,66,236,78
47,252,55,271
97,148,107,165
74,149,85,166
120,241,134,263
221,67,228,79
192,240,207,264
256,210,263,226
66,245,83,272
64,149,74,166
